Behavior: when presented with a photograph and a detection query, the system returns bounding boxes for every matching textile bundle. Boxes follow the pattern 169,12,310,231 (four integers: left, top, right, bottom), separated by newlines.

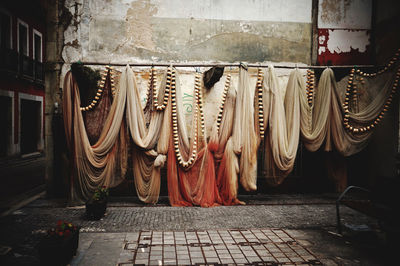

63,59,399,205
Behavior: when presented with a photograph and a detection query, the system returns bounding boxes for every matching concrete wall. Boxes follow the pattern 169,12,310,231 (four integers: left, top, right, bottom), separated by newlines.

62,0,312,72
60,0,313,138
317,0,372,65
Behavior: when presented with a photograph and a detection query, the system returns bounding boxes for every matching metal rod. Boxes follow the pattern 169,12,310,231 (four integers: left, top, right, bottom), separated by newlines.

63,61,377,69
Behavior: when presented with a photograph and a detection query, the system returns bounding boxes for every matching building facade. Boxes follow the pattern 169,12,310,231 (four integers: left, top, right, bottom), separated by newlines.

0,1,46,158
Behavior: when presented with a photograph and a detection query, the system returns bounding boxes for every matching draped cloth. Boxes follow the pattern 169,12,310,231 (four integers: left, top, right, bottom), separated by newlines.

300,68,397,156
63,71,128,203
124,66,170,203
63,62,399,205
259,65,398,185
260,67,301,185
83,74,113,145
167,72,222,207
209,81,244,205
63,65,168,203
232,67,258,191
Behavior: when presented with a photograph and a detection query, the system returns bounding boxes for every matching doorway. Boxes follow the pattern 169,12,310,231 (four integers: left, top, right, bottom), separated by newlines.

0,96,12,157
20,99,41,154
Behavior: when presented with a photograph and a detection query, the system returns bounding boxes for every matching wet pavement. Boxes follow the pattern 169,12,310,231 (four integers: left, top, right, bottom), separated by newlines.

0,194,391,265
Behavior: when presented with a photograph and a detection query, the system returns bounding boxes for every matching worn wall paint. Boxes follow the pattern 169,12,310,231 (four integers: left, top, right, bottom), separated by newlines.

317,0,372,65
152,0,312,23
61,0,313,81
318,0,372,29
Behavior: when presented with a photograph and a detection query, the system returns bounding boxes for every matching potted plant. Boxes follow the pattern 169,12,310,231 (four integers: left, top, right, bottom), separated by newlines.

38,220,80,266
85,185,109,220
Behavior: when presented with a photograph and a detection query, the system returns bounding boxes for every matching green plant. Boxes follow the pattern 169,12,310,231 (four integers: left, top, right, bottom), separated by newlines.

92,185,109,201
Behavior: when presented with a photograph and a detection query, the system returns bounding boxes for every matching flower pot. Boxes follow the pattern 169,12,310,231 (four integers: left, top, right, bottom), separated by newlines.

38,230,79,266
85,199,107,220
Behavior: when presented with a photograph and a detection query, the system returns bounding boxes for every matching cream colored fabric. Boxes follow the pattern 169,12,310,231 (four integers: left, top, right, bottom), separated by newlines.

123,66,171,203
301,67,397,156
63,71,127,202
299,69,331,152
262,66,301,180
232,67,258,191
209,84,241,203
63,66,169,203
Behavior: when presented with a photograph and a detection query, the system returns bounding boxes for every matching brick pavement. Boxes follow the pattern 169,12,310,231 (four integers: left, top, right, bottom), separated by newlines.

112,229,321,265
0,196,386,265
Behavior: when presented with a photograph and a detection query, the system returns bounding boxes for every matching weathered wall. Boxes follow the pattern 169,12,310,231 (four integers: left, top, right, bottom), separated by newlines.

62,0,312,70
60,0,312,138
317,0,372,65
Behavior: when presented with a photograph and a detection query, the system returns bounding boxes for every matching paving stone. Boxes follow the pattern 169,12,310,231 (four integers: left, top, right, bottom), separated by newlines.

191,257,205,264
233,257,248,264
231,253,245,259
177,259,191,265
218,253,232,259
261,256,277,262
163,252,176,259
190,251,203,258
134,259,148,264
164,259,177,265
220,258,235,264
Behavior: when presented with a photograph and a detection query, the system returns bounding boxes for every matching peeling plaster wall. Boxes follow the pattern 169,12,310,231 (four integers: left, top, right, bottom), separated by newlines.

61,0,312,79
60,0,312,135
317,0,372,65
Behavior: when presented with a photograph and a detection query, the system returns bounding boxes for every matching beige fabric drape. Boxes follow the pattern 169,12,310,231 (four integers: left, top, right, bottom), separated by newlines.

232,67,258,191
63,71,127,202
260,67,301,183
300,67,397,156
123,66,171,203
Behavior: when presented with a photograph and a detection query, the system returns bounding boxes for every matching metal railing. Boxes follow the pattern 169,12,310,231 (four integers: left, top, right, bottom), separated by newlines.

0,47,44,83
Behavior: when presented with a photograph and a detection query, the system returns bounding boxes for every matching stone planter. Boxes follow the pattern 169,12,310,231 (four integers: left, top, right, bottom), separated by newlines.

85,199,107,220
38,229,79,266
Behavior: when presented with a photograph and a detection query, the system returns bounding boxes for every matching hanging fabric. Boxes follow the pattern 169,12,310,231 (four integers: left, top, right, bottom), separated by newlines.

123,66,172,203
63,69,128,203
209,74,244,205
259,66,302,185
232,66,258,191
167,72,222,207
300,65,399,156
83,68,114,145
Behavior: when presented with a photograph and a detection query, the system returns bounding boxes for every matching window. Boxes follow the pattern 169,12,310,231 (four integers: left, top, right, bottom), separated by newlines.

17,19,28,56
0,10,12,49
33,30,42,62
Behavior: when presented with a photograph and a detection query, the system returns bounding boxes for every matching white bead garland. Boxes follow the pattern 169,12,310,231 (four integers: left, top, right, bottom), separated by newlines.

216,74,232,136
256,69,265,138
80,66,114,112
171,72,202,168
153,67,172,111
344,63,400,134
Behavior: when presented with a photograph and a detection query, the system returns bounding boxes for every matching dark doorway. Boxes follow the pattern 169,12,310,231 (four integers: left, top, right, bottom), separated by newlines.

0,96,12,157
20,99,41,154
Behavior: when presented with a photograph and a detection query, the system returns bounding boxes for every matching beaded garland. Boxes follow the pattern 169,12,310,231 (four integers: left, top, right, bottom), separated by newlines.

215,74,232,136
343,54,400,134
153,67,173,111
355,48,400,77
80,66,115,112
306,69,315,106
256,69,265,139
171,73,205,169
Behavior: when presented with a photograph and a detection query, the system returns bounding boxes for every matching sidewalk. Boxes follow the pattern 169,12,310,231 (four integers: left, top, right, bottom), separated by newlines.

0,194,388,265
